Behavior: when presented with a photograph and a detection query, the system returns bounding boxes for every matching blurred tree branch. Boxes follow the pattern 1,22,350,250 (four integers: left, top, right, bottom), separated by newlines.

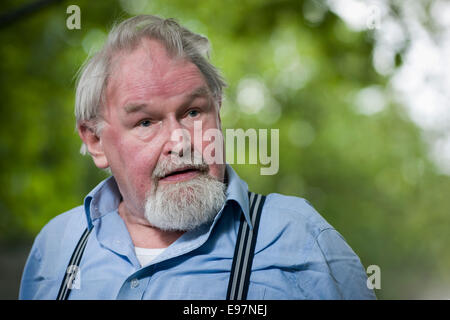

0,0,64,29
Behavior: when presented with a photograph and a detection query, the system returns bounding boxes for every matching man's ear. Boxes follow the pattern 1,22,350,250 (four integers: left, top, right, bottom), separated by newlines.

77,122,109,169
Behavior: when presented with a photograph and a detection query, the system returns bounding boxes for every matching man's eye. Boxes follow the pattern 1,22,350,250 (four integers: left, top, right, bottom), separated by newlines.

188,110,199,117
139,120,152,127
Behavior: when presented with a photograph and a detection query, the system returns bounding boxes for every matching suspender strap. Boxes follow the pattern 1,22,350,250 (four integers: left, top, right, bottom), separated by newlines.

227,191,266,300
56,227,92,300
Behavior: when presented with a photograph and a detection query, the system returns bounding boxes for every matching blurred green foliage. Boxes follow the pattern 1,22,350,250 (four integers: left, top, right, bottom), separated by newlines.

1,0,449,299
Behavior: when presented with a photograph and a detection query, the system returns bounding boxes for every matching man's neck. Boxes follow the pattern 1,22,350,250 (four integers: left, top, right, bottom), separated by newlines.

118,201,184,249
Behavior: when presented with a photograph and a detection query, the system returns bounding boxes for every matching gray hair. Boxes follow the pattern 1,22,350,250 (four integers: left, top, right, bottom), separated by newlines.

75,15,227,155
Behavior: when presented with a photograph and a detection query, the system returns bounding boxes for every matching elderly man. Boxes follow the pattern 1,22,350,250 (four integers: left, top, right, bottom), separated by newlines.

19,15,375,300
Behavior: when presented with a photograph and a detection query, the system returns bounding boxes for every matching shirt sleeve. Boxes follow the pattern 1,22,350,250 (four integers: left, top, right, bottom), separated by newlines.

314,228,377,300
19,232,44,300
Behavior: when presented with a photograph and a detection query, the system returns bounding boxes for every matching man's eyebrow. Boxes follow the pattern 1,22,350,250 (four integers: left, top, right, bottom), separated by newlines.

123,86,212,114
188,86,211,100
124,103,147,114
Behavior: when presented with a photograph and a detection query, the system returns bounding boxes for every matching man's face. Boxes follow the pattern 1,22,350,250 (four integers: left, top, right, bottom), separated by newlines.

98,38,226,223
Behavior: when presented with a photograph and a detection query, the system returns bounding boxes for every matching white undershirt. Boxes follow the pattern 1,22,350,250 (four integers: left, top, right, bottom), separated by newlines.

134,247,166,267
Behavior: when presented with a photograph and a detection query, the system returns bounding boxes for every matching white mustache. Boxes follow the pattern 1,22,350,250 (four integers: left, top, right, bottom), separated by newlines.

152,153,209,179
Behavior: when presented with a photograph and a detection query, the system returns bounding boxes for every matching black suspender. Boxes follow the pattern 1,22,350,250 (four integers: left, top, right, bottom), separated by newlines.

226,192,266,300
56,227,92,300
57,191,266,300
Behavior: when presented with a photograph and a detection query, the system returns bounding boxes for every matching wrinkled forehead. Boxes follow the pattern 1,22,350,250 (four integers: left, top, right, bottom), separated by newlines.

105,38,209,102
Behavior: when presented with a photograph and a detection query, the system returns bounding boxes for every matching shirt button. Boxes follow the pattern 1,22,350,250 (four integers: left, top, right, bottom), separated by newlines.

130,278,140,289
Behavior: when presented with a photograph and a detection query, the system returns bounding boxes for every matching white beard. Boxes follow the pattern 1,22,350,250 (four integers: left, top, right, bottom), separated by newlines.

144,158,226,231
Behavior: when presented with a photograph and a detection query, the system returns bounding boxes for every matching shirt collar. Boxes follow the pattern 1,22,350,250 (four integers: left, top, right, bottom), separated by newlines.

83,176,121,229
223,164,253,228
83,164,252,230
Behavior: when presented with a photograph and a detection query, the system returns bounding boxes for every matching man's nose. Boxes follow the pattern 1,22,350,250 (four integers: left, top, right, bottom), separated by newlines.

161,117,192,158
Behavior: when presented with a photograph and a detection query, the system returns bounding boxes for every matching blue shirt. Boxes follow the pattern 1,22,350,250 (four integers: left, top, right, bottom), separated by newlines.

19,165,376,300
